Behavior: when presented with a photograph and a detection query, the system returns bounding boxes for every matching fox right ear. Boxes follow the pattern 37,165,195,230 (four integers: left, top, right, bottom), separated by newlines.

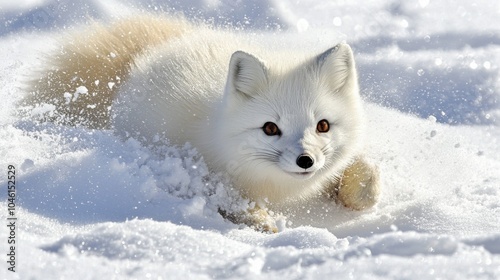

316,43,359,95
226,51,268,99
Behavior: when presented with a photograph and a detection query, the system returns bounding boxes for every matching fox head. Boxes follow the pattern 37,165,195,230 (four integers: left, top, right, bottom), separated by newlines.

215,43,364,203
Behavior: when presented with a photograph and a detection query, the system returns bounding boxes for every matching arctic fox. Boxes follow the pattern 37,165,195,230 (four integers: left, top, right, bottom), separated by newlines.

24,15,380,231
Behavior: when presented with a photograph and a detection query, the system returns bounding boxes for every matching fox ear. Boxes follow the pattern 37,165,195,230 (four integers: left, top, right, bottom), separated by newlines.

227,51,268,99
316,43,358,95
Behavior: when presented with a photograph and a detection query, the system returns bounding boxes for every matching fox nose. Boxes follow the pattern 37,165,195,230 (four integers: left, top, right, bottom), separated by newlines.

296,154,314,169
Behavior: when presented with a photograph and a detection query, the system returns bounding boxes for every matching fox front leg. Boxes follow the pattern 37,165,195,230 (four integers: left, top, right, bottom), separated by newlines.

331,156,381,210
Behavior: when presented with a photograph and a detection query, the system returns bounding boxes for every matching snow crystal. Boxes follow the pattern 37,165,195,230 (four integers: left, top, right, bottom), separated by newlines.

296,18,309,33
30,103,55,117
333,17,342,27
63,92,72,104
20,158,34,171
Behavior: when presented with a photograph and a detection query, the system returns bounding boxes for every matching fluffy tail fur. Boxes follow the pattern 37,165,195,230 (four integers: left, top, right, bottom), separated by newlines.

22,15,190,129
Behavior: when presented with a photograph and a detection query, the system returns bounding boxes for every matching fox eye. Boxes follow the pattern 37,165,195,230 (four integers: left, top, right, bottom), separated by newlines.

263,122,281,136
317,119,330,133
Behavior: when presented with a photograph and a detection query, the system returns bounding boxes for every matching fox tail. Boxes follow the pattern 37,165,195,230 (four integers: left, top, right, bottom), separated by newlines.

22,14,190,129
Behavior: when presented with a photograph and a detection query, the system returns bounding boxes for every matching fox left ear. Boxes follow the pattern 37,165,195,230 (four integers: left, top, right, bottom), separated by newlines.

226,51,268,99
316,43,359,95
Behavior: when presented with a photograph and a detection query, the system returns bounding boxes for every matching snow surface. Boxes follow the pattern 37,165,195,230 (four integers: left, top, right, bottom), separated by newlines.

1,0,500,279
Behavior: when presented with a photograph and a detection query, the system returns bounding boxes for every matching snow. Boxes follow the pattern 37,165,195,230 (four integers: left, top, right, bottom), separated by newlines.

1,0,500,279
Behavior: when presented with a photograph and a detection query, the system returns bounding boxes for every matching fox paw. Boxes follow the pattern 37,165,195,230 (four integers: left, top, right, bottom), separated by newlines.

337,156,381,210
219,206,278,233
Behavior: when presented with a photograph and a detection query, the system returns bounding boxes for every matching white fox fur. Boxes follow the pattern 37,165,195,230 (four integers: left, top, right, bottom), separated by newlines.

25,15,380,231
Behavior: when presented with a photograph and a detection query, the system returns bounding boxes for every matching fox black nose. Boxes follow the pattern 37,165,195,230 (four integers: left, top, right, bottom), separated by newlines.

296,154,314,169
